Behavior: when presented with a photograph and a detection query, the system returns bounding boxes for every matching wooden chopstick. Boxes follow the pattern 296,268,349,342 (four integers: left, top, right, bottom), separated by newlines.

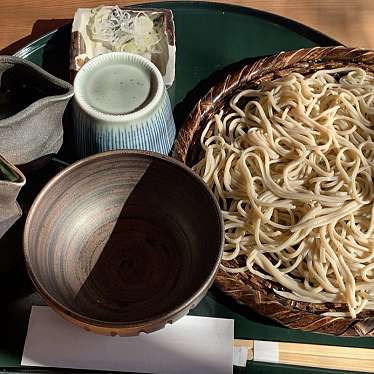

233,339,374,372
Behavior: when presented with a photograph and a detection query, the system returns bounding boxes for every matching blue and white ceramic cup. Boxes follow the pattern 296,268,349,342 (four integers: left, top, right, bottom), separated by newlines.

72,52,176,158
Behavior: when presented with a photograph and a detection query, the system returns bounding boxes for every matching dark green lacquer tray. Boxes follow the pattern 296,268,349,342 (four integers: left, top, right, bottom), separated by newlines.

0,2,372,374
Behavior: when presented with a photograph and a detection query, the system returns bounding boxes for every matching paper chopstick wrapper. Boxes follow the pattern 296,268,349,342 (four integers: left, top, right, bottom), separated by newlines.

253,340,279,363
22,306,234,374
70,6,176,87
235,339,374,372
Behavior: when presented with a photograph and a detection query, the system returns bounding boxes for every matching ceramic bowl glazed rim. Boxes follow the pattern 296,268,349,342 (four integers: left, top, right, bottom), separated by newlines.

0,55,74,125
73,52,165,123
23,150,224,329
0,154,26,186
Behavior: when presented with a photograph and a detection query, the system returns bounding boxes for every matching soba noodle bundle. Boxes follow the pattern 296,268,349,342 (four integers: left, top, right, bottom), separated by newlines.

193,67,374,318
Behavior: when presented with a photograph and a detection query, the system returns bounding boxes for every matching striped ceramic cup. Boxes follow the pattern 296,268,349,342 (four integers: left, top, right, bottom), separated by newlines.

72,52,176,158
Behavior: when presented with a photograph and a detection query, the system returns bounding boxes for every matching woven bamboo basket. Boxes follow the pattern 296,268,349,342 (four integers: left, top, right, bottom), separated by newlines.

172,46,374,337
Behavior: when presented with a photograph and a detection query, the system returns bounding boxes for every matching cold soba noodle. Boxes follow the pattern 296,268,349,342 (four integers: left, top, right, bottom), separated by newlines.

193,67,374,318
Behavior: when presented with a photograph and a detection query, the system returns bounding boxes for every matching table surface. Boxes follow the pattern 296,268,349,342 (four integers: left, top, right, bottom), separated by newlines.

0,0,373,52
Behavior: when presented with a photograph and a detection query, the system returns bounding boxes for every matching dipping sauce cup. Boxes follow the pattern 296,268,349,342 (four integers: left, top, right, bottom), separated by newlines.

73,52,176,158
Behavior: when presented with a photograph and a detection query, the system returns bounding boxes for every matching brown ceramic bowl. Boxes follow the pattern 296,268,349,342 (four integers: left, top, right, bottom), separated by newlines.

23,150,223,336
